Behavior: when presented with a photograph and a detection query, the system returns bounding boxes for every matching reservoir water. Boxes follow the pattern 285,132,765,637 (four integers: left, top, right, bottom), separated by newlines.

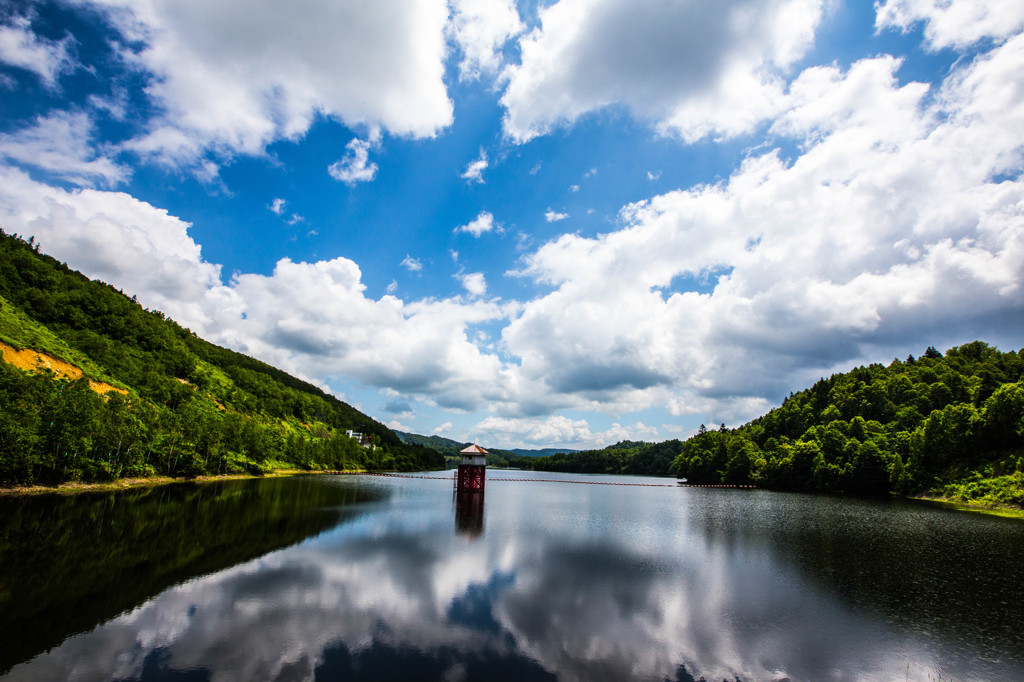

1,471,1022,681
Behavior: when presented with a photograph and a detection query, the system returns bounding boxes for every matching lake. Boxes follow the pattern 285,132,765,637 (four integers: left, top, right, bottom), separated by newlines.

1,471,1022,681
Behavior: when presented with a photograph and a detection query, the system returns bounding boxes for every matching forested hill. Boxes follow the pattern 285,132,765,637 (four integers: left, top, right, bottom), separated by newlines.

505,440,683,476
672,343,1024,504
509,345,1024,509
393,430,577,466
0,230,443,486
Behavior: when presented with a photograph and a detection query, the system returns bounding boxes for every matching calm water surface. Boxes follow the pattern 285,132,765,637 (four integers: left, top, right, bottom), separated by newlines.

1,471,1023,681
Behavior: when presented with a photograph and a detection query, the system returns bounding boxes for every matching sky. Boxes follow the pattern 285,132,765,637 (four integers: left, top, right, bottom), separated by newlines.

0,0,1022,450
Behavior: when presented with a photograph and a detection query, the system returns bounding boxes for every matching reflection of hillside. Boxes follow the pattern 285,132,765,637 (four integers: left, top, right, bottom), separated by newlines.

0,475,379,673
4,506,930,682
683,490,1024,666
6,477,1024,681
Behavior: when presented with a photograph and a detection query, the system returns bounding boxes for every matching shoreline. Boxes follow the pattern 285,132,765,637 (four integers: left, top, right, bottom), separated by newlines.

0,468,369,497
910,493,1024,520
3,472,1022,520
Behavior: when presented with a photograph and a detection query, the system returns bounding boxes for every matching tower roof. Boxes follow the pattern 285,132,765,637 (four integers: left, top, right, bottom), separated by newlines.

460,443,488,454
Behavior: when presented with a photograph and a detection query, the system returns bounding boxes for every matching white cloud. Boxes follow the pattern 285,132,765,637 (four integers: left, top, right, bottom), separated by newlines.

472,415,658,449
385,279,398,294
0,165,222,325
0,111,126,186
401,255,423,272
503,39,1024,420
3,14,1023,443
448,0,524,81
544,209,569,222
0,164,516,412
85,0,453,165
87,90,129,121
328,138,378,184
458,272,487,297
0,14,74,87
268,198,286,215
461,148,488,183
432,422,453,435
647,171,661,181
876,0,1024,50
500,0,823,143
454,211,498,237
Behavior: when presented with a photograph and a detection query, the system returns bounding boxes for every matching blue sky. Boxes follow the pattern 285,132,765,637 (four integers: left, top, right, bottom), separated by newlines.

1,0,1023,449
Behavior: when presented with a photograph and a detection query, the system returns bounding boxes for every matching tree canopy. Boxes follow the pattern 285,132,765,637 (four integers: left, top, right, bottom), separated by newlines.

0,230,443,487
509,343,1024,508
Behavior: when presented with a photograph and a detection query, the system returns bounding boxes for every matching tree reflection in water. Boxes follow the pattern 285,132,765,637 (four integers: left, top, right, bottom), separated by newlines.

2,472,1023,682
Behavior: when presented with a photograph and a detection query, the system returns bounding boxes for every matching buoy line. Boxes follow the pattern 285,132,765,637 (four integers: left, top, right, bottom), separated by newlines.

359,473,676,487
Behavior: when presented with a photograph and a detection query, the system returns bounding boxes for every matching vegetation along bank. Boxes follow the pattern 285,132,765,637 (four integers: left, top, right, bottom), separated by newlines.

0,230,443,489
1,230,1021,515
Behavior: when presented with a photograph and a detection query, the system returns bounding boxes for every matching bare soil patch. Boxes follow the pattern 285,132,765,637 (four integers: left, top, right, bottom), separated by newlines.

0,341,126,396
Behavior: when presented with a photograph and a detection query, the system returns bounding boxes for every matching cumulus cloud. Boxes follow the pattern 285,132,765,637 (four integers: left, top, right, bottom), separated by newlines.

448,0,524,81
544,209,569,222
328,138,378,184
876,0,1024,49
3,8,1023,443
460,148,488,183
83,0,452,165
458,272,487,297
454,211,498,237
473,415,658,449
0,14,74,87
500,0,823,143
0,111,126,186
214,265,511,408
383,396,413,414
268,198,286,215
0,164,516,411
0,165,222,326
504,39,1024,419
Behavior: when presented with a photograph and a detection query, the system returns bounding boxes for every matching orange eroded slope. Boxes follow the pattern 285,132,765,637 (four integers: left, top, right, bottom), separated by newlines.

0,341,127,396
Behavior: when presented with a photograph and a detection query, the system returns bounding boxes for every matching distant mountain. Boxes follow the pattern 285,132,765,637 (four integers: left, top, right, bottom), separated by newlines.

393,431,577,459
508,448,579,458
393,432,465,453
0,231,444,486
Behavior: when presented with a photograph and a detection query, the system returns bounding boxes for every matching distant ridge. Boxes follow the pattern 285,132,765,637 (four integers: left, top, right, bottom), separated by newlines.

393,431,577,458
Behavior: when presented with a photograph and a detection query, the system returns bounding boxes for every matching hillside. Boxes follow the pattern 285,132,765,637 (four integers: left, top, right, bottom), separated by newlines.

393,430,577,464
509,344,1024,510
673,343,1024,505
0,231,443,487
505,440,683,476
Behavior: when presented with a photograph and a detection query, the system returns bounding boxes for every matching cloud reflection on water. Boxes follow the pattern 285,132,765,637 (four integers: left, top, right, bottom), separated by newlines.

5,477,1020,682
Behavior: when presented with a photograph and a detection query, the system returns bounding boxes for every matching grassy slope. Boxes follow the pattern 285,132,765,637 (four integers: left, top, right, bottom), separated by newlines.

0,232,442,487
0,295,123,388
